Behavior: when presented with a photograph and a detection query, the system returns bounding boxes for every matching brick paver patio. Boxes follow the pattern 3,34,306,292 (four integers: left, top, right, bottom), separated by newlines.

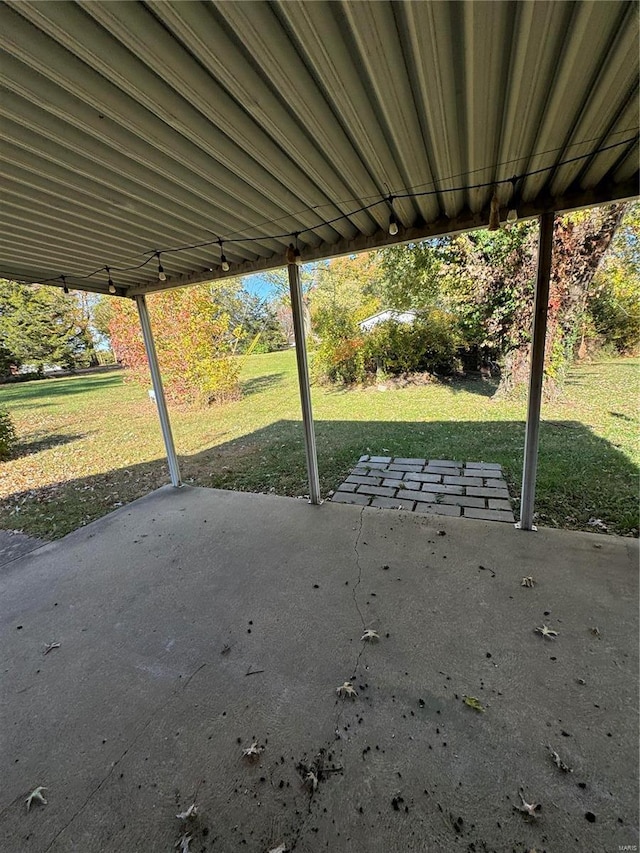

329,456,515,522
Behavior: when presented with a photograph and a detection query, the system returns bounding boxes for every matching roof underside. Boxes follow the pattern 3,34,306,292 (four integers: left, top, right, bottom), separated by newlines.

1,0,638,297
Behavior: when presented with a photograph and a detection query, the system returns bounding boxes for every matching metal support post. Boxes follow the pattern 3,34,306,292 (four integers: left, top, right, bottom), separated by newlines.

135,294,182,488
287,262,321,504
518,211,555,530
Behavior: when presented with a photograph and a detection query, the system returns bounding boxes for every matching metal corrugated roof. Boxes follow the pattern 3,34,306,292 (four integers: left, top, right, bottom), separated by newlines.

1,0,638,296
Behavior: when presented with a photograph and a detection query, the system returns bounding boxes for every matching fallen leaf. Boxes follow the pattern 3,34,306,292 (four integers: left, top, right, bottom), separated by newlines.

521,576,535,588
534,624,558,640
176,803,198,820
242,742,264,759
515,792,541,818
43,642,60,655
336,681,357,698
462,695,485,713
267,845,287,853
175,832,192,852
26,787,47,811
361,629,379,642
305,770,318,792
547,745,572,772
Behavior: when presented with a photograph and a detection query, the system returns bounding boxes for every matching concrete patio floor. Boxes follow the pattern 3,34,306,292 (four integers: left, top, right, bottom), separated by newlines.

1,485,637,853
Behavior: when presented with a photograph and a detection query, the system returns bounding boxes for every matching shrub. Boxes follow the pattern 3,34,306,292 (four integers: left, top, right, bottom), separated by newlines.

0,408,17,460
363,311,461,376
312,308,461,385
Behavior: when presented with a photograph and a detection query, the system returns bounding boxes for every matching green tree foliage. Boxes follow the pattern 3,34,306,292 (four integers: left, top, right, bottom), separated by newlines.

375,205,626,395
312,310,461,385
216,283,287,354
0,281,98,374
310,253,383,320
587,202,640,354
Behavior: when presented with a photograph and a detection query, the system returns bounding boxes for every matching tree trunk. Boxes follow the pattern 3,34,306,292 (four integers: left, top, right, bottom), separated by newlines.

497,204,625,398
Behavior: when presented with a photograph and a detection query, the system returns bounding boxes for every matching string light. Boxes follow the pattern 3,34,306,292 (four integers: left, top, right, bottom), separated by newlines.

387,196,399,236
156,252,166,281
218,240,230,272
28,132,637,291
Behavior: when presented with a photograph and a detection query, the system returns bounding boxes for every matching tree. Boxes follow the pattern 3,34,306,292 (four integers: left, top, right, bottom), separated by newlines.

0,280,98,373
587,202,640,354
216,283,287,353
496,205,625,395
376,205,626,395
310,253,383,319
108,284,242,406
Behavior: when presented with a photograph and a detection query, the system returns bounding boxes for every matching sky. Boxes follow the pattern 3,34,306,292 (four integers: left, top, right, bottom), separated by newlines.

242,273,276,300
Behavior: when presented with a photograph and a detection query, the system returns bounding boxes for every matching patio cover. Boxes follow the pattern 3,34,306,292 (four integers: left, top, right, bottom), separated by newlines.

0,0,638,296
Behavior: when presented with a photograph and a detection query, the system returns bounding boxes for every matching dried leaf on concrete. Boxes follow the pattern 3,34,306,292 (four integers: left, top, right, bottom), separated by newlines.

242,741,264,759
336,681,357,698
25,787,47,811
176,803,198,820
462,695,485,713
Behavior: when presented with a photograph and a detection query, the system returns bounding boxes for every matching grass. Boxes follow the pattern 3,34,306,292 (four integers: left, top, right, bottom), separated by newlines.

0,352,637,539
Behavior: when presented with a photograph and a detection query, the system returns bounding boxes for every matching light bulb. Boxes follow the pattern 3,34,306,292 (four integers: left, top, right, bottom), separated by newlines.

294,247,301,265
156,252,167,281
388,213,399,236
507,208,518,224
108,283,116,294
221,254,230,272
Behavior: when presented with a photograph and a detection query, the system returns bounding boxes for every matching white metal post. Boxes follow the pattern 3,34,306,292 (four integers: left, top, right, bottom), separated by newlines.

518,211,555,530
135,294,182,488
287,262,321,504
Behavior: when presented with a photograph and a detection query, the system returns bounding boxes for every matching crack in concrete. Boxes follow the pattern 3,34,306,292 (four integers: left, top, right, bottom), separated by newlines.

41,661,209,852
351,505,367,631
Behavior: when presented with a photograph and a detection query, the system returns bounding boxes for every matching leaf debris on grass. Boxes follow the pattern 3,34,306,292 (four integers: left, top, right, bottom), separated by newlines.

462,695,485,713
534,624,558,640
1,355,637,540
336,681,357,698
25,786,47,811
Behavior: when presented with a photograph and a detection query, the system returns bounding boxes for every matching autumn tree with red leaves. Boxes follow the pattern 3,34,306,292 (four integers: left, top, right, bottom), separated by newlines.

108,285,241,407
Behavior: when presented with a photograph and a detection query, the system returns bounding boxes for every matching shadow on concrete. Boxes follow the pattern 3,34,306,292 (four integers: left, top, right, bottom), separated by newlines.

0,416,637,539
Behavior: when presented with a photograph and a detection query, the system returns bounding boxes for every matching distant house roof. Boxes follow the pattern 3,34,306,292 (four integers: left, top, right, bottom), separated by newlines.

358,310,418,332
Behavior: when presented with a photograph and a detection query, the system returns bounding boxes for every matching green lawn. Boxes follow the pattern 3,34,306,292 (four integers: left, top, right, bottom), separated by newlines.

0,353,637,539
